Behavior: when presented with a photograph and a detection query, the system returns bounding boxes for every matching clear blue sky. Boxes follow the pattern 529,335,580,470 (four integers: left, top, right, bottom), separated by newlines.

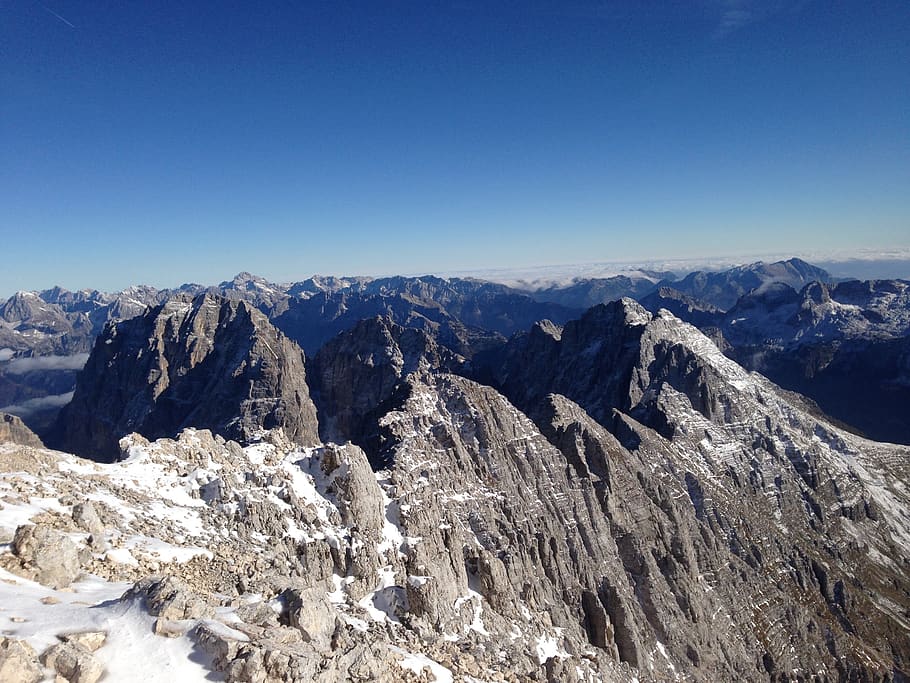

2,1,908,294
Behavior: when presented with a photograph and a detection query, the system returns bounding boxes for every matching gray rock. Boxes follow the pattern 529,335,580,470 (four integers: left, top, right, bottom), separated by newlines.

0,637,43,683
71,501,104,542
40,641,104,683
125,575,213,620
193,622,245,669
235,601,279,627
0,413,44,448
278,587,337,649
61,631,107,652
321,443,384,540
12,523,81,589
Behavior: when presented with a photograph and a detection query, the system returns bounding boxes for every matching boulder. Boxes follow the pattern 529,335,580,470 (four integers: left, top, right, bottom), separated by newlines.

72,501,105,547
61,631,107,652
125,575,213,620
40,641,104,683
0,637,43,683
12,524,81,588
278,587,337,649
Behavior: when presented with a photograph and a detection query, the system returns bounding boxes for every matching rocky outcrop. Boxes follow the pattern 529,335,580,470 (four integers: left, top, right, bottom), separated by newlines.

127,575,215,622
11,523,82,588
486,298,651,423
309,316,462,460
40,641,105,683
0,412,43,447
638,285,724,329
0,638,43,683
54,292,319,460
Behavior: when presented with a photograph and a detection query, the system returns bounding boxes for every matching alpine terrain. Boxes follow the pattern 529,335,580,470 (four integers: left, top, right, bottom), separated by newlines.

0,261,908,682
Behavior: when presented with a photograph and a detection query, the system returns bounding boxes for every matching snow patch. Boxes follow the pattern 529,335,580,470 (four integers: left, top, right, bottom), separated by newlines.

389,645,454,683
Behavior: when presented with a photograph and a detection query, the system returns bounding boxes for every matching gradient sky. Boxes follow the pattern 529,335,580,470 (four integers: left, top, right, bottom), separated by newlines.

2,1,909,295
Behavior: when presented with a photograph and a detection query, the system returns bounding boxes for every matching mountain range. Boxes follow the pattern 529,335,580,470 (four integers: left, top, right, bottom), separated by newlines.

3,257,907,445
1,272,908,680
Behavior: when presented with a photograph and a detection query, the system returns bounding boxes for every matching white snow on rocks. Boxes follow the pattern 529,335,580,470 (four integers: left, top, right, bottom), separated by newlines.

389,644,454,683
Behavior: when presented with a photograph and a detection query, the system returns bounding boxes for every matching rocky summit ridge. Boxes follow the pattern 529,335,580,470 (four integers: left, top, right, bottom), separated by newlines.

1,290,908,682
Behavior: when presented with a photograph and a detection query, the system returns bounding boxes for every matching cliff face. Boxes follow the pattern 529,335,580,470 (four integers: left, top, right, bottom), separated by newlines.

55,293,319,461
487,298,652,422
308,316,463,461
456,301,910,679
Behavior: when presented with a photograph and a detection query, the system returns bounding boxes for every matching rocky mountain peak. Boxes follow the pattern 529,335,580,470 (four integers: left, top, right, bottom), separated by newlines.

309,316,461,458
780,256,831,281
800,280,833,307
658,258,833,311
36,286,71,305
53,292,319,461
530,318,562,342
0,291,49,323
584,297,652,328
735,281,799,309
222,272,271,290
486,298,652,424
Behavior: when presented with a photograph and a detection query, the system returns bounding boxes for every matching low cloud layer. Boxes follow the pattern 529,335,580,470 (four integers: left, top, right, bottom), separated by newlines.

2,353,89,374
1,391,74,416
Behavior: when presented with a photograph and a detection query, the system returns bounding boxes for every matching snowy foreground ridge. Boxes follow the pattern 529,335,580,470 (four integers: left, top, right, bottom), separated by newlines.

0,431,614,682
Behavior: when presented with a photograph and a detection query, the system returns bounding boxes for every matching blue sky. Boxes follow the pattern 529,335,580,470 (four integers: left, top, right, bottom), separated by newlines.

2,1,908,294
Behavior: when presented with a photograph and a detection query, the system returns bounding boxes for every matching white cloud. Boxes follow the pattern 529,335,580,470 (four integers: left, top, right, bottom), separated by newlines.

437,247,910,289
3,353,89,374
716,0,755,35
1,391,74,416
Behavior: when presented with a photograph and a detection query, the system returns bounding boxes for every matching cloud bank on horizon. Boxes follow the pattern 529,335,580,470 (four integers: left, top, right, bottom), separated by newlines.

434,248,910,289
0,249,907,300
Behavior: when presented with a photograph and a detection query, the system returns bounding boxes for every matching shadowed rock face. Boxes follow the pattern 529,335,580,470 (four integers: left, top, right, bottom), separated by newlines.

638,285,724,329
309,316,463,465
53,293,319,461
486,298,652,424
